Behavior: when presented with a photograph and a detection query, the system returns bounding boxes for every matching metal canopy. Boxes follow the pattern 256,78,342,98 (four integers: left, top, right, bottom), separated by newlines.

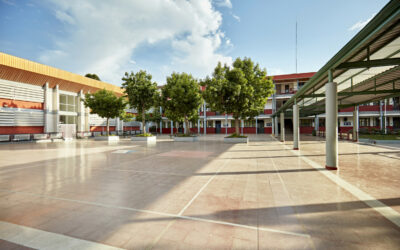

273,0,400,117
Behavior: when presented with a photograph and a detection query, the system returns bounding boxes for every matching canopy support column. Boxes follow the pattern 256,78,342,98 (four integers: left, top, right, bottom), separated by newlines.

293,103,299,150
280,112,285,142
353,106,359,142
204,102,207,135
325,80,338,170
170,120,173,135
275,115,279,137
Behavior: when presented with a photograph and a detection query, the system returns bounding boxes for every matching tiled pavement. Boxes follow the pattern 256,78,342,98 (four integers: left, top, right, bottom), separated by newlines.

0,135,399,249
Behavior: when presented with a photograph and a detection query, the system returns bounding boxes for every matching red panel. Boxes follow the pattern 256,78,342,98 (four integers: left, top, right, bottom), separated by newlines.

0,126,43,134
386,105,393,111
264,127,272,134
90,126,116,132
189,128,198,133
243,127,256,134
339,127,353,133
318,127,325,132
206,128,216,133
300,127,314,134
264,109,273,114
339,107,354,112
0,98,43,110
221,128,236,134
359,105,380,112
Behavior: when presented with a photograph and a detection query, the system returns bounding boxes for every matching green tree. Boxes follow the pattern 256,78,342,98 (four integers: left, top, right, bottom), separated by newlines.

83,89,127,136
202,57,274,134
85,73,101,81
161,73,202,135
122,70,158,133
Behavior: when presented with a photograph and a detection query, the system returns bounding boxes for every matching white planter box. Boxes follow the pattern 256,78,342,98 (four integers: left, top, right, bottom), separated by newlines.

131,136,156,142
174,136,198,142
94,136,120,141
33,134,48,140
0,135,10,142
14,134,30,141
224,137,249,144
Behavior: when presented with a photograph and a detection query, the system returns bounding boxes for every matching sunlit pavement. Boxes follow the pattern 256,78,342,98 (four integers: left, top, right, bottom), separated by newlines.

0,135,399,249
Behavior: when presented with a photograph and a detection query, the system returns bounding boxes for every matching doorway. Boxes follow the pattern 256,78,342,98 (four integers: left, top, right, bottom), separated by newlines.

257,120,264,134
215,121,221,134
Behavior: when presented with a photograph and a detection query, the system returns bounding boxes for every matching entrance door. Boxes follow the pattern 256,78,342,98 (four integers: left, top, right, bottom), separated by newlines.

257,120,264,134
215,121,221,134
59,124,76,139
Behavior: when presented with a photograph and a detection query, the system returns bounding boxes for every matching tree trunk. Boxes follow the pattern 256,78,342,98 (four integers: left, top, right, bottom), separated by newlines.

106,118,110,136
142,111,146,134
184,117,189,135
235,118,239,135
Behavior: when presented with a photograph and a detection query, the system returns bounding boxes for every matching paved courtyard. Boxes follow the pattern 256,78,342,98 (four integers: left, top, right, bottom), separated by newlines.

0,135,399,249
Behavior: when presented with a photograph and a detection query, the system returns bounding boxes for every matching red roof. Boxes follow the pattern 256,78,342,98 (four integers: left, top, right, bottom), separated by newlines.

272,72,315,81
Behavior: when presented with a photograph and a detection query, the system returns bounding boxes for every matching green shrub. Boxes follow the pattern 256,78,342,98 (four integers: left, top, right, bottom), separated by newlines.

135,133,154,137
226,133,247,138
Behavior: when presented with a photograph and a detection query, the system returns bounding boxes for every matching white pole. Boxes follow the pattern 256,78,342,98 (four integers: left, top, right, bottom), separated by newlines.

275,115,279,136
160,107,162,135
325,80,338,170
225,113,228,135
272,117,275,136
280,112,285,142
384,99,387,134
170,120,173,135
204,102,207,135
293,104,299,150
255,116,258,135
353,106,358,142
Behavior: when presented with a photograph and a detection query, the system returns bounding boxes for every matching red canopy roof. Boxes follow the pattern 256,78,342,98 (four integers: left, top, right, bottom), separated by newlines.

272,72,315,81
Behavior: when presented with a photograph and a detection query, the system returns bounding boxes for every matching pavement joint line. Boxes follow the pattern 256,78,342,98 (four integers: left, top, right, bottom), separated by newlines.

0,189,310,239
0,221,123,250
272,136,400,228
149,157,233,249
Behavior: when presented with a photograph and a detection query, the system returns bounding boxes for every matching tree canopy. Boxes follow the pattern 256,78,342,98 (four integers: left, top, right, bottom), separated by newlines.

161,72,202,134
83,89,127,135
85,73,101,81
122,70,158,133
201,57,274,134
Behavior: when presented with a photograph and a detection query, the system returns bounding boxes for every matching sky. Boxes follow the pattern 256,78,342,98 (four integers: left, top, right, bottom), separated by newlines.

0,0,390,85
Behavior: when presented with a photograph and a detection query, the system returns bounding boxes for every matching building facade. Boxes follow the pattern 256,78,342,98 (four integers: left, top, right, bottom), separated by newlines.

0,52,140,141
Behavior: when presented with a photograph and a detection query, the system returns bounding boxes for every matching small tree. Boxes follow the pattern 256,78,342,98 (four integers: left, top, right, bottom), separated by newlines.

150,108,162,133
85,73,101,81
202,58,274,134
122,70,157,134
161,73,202,135
83,89,127,136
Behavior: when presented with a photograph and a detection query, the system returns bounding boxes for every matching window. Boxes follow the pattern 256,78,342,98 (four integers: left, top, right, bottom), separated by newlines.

244,120,255,127
207,121,213,128
300,119,312,127
285,85,289,93
298,82,306,89
59,115,76,124
360,118,370,127
59,94,77,112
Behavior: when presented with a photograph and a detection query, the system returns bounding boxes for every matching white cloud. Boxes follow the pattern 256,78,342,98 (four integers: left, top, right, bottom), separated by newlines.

214,0,232,8
39,0,233,85
348,13,376,32
1,0,15,6
232,14,240,22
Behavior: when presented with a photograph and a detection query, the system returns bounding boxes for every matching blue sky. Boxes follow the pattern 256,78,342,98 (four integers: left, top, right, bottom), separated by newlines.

0,0,389,85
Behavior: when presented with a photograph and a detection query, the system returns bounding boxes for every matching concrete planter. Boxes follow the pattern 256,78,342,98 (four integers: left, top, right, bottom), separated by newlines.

94,136,120,141
224,137,249,144
174,136,198,142
131,136,157,142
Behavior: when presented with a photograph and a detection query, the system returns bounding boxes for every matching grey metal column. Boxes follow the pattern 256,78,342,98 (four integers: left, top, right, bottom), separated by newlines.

53,84,59,132
170,120,173,135
280,112,285,142
241,120,244,135
275,115,279,136
255,116,258,135
204,102,207,135
160,107,163,134
272,117,275,136
197,118,200,134
293,103,299,150
325,72,338,170
380,100,383,130
384,99,387,134
225,114,228,135
314,115,319,134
